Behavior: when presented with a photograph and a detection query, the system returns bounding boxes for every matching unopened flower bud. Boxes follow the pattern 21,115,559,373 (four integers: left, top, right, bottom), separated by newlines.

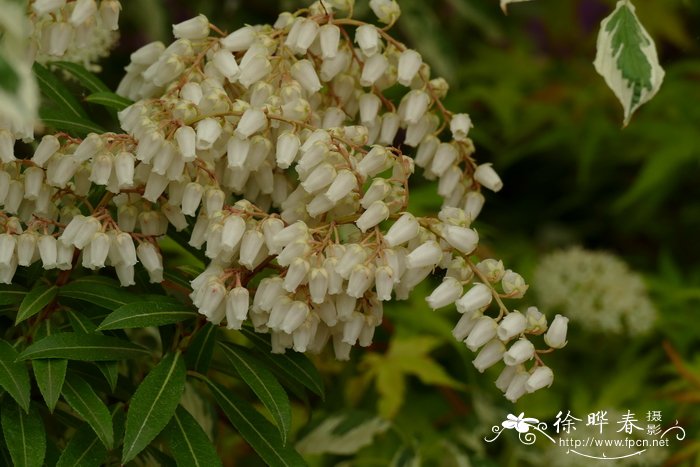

426,277,463,310
544,314,568,349
450,113,472,141
526,366,554,393
369,0,401,24
503,338,535,366
456,283,492,314
319,24,340,59
465,316,497,352
442,225,478,254
476,259,505,283
405,240,442,269
474,163,503,192
173,15,210,40
397,49,421,86
347,264,374,298
69,0,97,26
502,270,528,298
495,365,520,392
235,108,267,139
356,201,390,232
504,372,529,402
383,213,419,247
497,311,527,342
285,17,319,55
136,242,164,282
355,25,381,57
360,53,388,87
291,59,322,94
196,118,222,150
473,339,505,373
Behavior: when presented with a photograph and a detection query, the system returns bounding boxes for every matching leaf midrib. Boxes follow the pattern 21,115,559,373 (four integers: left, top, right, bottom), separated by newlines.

210,383,291,466
64,380,111,446
224,347,288,442
123,355,181,459
173,412,201,467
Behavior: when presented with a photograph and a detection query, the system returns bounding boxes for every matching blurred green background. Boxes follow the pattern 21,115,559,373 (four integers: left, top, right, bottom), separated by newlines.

109,0,700,465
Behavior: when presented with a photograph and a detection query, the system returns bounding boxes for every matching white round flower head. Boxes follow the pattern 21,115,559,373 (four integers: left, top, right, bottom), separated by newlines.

534,247,657,335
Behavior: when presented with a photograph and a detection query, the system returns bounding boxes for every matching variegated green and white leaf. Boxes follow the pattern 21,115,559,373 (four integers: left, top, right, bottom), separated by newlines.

500,0,534,14
296,413,390,455
594,0,664,126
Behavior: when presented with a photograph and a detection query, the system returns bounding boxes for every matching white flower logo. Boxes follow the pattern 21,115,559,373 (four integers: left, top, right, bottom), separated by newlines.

502,413,540,433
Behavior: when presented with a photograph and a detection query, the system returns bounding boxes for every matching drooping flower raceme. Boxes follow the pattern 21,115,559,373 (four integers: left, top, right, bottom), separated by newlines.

0,0,565,403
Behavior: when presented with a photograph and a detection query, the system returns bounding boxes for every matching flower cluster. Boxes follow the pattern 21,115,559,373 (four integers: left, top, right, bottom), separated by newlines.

0,0,566,402
0,0,122,144
28,0,121,69
0,0,39,140
534,246,657,336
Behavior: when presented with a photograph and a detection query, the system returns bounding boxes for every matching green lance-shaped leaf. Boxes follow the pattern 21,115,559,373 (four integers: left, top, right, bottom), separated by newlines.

55,422,108,467
220,343,292,444
59,276,140,310
50,61,111,94
0,432,13,466
33,62,88,119
122,352,186,463
61,375,114,448
164,406,223,467
0,400,46,467
0,284,27,306
33,359,67,412
64,310,120,392
18,333,149,361
0,339,31,411
16,283,58,325
593,0,665,125
97,300,197,331
206,379,306,467
240,328,324,398
85,91,134,111
184,323,217,373
66,309,98,333
96,361,119,393
38,108,106,136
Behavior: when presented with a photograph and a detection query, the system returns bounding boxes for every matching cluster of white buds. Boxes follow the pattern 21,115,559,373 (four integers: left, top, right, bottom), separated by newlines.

427,250,568,401
0,0,565,402
534,246,657,335
0,1,121,146
28,0,121,69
